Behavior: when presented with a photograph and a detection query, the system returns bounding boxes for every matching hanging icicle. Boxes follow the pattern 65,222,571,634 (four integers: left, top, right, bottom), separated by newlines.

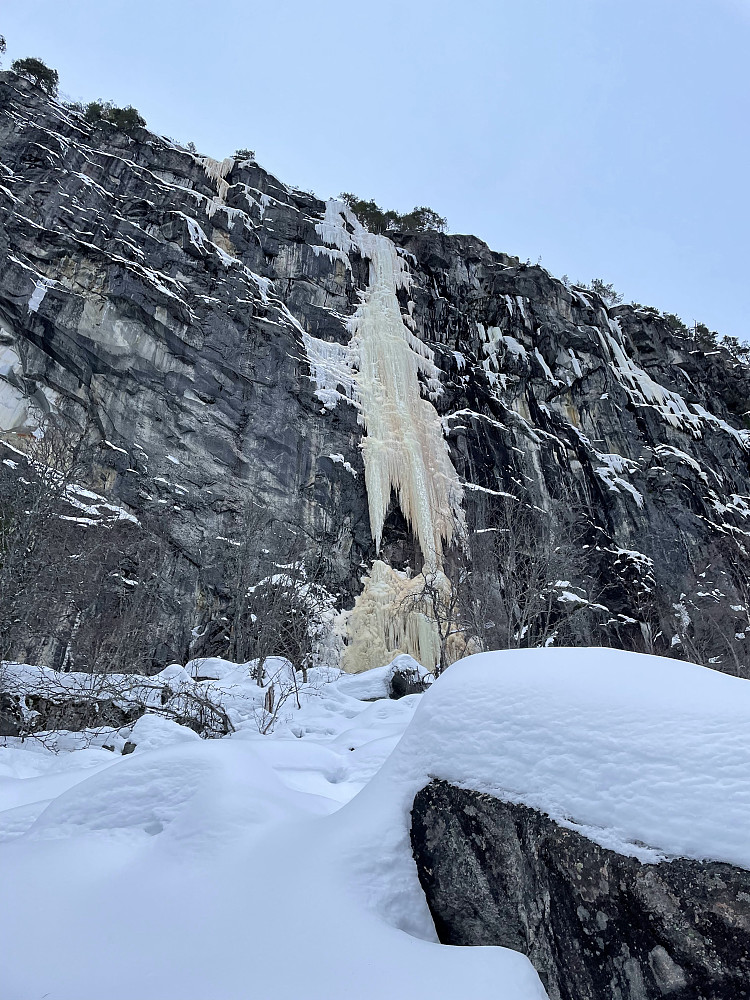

315,200,465,569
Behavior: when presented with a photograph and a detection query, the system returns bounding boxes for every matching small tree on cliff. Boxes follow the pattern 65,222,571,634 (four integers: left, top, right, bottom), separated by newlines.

83,100,146,133
106,105,146,132
398,206,449,233
11,57,59,97
580,278,623,307
340,193,448,234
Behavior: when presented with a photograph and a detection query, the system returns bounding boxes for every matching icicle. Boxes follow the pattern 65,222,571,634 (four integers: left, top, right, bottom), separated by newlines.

310,202,468,670
200,156,234,218
315,200,465,569
341,561,439,672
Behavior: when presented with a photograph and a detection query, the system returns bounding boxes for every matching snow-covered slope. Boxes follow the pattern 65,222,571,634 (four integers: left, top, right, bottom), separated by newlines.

0,656,545,1000
2,647,750,999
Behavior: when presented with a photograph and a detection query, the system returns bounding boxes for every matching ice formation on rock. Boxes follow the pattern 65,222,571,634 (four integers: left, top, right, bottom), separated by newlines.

310,202,466,672
342,560,441,673
27,277,51,314
200,156,234,218
301,332,357,411
600,315,750,448
341,559,470,674
315,201,464,569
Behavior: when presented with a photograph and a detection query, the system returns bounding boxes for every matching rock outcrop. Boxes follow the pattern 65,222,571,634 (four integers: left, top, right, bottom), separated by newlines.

2,70,750,672
411,779,750,1000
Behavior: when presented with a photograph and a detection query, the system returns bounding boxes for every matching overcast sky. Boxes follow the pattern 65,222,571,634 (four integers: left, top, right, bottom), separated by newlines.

3,1,749,338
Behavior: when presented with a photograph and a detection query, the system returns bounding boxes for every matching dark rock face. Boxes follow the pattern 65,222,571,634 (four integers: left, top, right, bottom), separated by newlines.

2,71,750,670
411,780,750,1000
0,73,374,666
0,688,143,734
22,694,143,733
389,664,429,699
0,691,21,736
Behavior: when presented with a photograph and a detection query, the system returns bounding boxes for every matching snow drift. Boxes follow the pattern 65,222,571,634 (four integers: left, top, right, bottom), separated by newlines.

1,647,749,999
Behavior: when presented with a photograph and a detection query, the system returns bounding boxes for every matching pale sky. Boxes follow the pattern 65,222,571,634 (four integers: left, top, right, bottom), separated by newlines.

3,1,749,338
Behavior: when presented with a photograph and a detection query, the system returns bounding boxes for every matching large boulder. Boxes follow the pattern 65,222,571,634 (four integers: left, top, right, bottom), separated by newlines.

411,779,750,1000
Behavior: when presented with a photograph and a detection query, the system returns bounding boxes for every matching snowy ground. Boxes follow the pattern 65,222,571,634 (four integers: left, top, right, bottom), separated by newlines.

2,647,749,999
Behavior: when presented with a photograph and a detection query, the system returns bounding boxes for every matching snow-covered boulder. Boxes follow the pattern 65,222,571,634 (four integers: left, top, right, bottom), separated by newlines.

125,713,201,753
184,656,246,681
398,648,750,998
335,654,432,701
413,781,750,1000
388,654,432,699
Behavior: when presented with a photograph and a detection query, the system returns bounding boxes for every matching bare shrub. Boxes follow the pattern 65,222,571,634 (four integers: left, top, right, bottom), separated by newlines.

397,562,477,677
210,505,336,681
0,422,181,674
466,491,606,652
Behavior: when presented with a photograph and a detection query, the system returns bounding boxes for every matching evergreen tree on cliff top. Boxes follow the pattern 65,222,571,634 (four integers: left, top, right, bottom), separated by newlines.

11,56,59,97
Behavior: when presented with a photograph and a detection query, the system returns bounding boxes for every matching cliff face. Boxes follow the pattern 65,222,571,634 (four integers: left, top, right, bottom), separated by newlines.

2,71,750,672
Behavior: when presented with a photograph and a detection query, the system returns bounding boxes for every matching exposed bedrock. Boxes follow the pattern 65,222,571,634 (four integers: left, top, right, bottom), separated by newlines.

411,780,750,1000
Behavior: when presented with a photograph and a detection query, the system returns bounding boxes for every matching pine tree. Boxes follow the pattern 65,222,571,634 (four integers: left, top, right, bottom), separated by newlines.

11,57,59,97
